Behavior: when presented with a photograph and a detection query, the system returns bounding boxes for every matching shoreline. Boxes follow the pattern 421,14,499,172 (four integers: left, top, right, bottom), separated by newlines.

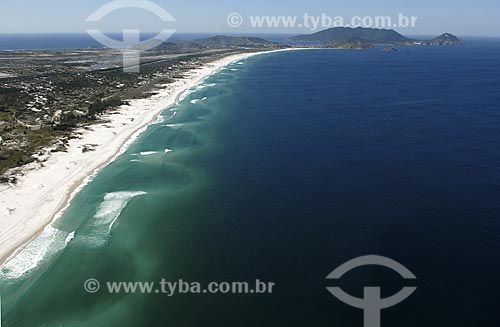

0,48,297,268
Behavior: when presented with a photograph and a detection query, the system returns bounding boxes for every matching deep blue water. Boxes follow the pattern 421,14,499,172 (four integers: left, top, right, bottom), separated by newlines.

1,41,500,326
189,43,500,326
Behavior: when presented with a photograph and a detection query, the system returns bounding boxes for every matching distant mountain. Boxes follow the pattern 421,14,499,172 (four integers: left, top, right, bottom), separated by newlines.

141,36,281,52
291,27,415,44
419,33,465,46
290,27,463,47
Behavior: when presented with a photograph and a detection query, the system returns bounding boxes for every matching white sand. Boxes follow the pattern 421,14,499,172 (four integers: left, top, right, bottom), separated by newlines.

0,49,294,266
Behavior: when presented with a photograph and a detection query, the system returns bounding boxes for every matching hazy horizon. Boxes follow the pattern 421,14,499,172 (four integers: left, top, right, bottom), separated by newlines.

1,0,499,37
0,32,498,39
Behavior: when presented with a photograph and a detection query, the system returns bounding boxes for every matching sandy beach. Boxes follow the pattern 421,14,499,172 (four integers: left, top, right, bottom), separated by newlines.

0,49,291,268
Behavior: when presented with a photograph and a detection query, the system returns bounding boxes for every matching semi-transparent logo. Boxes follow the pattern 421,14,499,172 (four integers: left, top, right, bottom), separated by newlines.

326,255,417,327
86,0,176,72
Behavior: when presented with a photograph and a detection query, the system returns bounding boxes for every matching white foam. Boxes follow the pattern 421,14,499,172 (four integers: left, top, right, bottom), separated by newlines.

113,107,175,160
83,191,146,246
114,123,150,158
153,115,165,124
140,151,157,156
178,89,196,102
163,123,184,129
113,107,175,159
165,149,173,154
130,159,141,162
0,226,71,280
202,97,207,101
65,231,75,245
196,83,216,90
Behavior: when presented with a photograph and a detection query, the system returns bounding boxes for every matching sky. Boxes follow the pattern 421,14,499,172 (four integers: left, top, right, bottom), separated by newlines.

0,0,499,36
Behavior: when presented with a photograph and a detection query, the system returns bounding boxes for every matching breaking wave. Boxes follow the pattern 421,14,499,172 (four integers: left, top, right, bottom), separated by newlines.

140,151,157,156
82,191,147,247
0,226,75,280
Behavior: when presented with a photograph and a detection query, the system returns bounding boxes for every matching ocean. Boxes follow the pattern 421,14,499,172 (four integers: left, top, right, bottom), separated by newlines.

1,41,500,326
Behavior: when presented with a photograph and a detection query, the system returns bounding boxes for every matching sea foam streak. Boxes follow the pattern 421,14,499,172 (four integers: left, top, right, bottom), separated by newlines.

82,191,146,247
163,123,184,129
196,83,216,90
0,226,74,280
178,89,196,102
140,151,157,156
153,115,166,124
65,231,76,245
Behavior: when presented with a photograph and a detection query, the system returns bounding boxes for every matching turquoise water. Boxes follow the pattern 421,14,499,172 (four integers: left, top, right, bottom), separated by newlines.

1,44,500,326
